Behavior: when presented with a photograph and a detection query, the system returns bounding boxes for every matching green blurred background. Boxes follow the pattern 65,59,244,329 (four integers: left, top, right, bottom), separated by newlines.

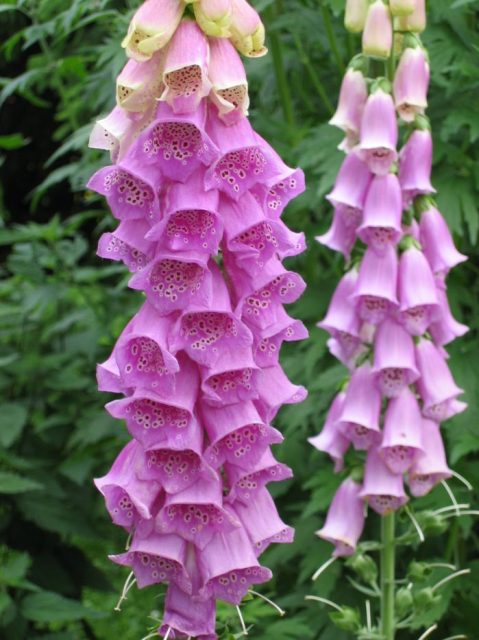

0,0,478,638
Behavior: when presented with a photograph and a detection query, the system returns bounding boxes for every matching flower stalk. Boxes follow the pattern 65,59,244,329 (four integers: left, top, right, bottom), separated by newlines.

380,513,395,640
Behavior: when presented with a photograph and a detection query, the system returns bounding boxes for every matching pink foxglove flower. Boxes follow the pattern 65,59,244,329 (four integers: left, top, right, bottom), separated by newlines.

326,151,372,217
194,0,232,38
419,205,467,275
330,67,368,149
352,245,399,324
345,0,369,33
362,0,393,59
208,37,250,124
360,447,409,515
429,277,469,347
317,478,365,556
358,88,398,175
309,392,350,472
97,219,154,272
372,319,419,397
399,128,435,207
357,173,403,253
229,0,266,57
116,54,164,112
393,46,429,122
398,244,439,335
122,0,185,61
408,419,452,497
380,387,424,474
396,0,426,33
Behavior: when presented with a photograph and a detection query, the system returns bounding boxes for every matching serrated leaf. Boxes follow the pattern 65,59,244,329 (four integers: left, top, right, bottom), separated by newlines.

0,472,42,494
0,402,28,447
20,591,103,623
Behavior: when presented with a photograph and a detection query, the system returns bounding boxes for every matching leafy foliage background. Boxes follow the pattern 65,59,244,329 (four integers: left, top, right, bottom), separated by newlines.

0,0,478,638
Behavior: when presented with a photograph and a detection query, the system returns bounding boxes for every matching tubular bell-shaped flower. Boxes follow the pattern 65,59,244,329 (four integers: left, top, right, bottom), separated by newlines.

358,88,398,175
345,0,369,34
362,0,393,60
208,37,250,124
228,0,266,57
393,46,429,122
317,478,365,556
194,0,232,38
330,67,368,149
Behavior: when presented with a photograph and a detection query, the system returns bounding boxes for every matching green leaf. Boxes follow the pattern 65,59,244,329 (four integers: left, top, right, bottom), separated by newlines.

0,472,42,494
20,591,104,623
0,402,28,447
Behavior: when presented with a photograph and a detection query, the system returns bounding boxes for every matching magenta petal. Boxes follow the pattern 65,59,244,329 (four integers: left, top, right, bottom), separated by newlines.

128,101,219,183
352,244,399,324
408,419,452,497
201,401,282,469
204,111,285,200
110,531,191,592
230,488,294,556
429,277,469,346
254,364,307,423
316,207,359,260
208,37,249,124
398,246,439,335
317,478,365,557
380,387,423,473
129,251,213,315
358,89,398,175
146,170,223,255
114,302,179,391
419,206,467,275
94,441,162,530
226,448,293,503
253,306,309,367
200,347,259,406
357,174,403,253
327,152,372,212
373,319,419,397
393,46,429,122
160,583,217,639
399,129,436,207
329,68,368,146
318,269,361,346
156,474,240,550
415,339,464,421
359,446,409,514
253,165,306,218
309,392,350,472
198,524,272,604
97,352,128,394
97,219,154,272
338,363,382,450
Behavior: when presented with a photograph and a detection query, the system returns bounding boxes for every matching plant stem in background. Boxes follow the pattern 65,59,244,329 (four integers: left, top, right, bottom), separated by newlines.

321,4,345,73
267,8,295,127
293,33,334,115
381,513,396,640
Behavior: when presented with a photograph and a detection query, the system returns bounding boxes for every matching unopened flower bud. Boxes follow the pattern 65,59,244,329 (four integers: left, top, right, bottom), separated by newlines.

362,0,393,60
345,0,369,33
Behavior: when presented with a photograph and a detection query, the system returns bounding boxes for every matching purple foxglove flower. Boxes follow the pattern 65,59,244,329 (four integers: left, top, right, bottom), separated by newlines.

337,363,382,450
146,170,223,255
393,46,429,123
89,106,155,162
129,251,212,315
205,111,283,200
345,0,369,33
419,206,467,275
159,582,217,639
222,192,305,270
87,160,162,223
170,267,253,368
198,523,272,604
201,401,283,469
225,448,293,503
255,364,307,423
359,446,409,514
408,419,452,497
97,219,154,273
110,531,191,592
113,302,179,391
97,352,127,395
357,174,403,253
116,53,164,112
373,319,419,397
317,478,365,557
326,151,372,215
208,36,249,124
318,270,362,359
230,487,294,556
160,20,211,113
326,336,366,370
398,245,439,336
129,101,219,183
253,306,308,367
232,255,306,329
156,473,240,549
121,0,185,62
358,89,398,175
106,355,199,449
229,0,266,58
390,0,415,16
429,277,469,347
380,387,423,474
194,0,232,38
362,1,393,59
415,338,464,422
329,68,368,149
95,441,163,530
396,0,426,32
315,207,359,260
399,129,436,207
352,245,399,324
308,392,350,472
200,347,259,406
252,153,305,218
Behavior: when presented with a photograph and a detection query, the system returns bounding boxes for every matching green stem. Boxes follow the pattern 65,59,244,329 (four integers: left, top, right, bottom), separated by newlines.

321,5,345,73
267,19,295,127
293,34,334,115
381,513,396,640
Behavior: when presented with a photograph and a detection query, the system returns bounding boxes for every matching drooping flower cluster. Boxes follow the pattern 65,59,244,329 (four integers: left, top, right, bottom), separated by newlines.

310,0,468,557
88,0,307,636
